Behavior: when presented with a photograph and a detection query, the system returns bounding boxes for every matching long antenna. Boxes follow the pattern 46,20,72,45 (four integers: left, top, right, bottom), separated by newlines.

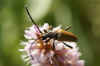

65,25,71,31
25,7,42,33
25,7,36,25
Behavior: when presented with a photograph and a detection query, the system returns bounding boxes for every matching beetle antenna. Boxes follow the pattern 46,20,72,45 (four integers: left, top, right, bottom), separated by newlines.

65,25,71,31
25,7,36,25
25,7,42,33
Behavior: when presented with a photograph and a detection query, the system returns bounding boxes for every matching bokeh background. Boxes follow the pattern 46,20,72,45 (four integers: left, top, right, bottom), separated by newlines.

0,0,100,66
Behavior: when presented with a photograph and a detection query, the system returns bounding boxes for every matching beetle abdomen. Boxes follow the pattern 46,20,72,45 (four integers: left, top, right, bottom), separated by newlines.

57,30,77,42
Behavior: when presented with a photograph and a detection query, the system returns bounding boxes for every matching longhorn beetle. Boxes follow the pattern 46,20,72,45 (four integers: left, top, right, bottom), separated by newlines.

25,7,77,49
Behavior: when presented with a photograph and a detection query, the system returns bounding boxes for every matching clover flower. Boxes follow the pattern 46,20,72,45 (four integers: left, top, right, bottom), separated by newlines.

19,23,85,66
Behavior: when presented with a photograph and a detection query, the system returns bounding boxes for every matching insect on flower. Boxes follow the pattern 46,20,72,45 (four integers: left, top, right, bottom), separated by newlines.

25,7,77,49
20,7,84,66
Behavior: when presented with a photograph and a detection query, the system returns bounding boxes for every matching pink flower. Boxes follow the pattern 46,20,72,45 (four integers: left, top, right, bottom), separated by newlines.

19,23,85,66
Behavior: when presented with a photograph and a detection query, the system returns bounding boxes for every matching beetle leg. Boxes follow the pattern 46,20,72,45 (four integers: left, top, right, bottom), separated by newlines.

29,41,35,60
63,42,73,49
52,39,55,50
44,38,51,42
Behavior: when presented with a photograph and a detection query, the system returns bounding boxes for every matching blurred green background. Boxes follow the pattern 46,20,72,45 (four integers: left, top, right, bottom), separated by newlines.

0,0,100,66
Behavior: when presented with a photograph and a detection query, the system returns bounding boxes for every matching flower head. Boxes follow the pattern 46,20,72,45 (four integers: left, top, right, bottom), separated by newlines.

19,23,84,66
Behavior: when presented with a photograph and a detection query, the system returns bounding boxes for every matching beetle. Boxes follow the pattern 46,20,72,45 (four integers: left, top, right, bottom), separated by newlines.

42,30,77,42
25,7,77,49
